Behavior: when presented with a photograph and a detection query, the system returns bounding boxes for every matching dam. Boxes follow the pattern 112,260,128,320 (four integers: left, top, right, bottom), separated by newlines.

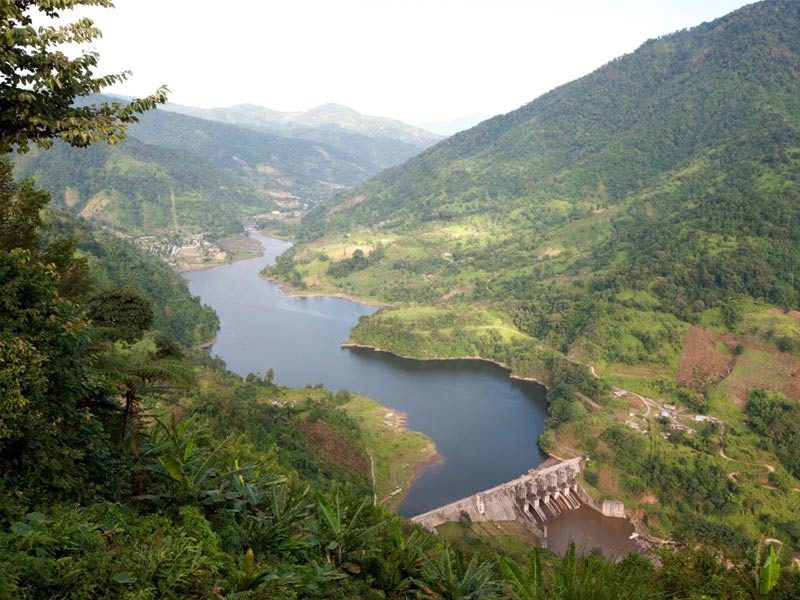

411,456,625,529
411,457,584,529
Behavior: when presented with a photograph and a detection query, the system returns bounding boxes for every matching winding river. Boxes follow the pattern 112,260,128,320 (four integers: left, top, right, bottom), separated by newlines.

184,233,636,555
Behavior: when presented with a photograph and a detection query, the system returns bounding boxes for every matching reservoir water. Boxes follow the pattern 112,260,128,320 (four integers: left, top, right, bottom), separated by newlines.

184,233,548,516
184,233,635,555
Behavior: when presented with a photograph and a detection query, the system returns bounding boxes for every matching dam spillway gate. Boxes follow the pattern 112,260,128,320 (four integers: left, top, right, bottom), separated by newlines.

410,457,583,532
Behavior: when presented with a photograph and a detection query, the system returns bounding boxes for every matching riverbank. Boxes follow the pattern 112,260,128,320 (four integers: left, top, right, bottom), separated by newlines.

341,395,441,512
185,231,557,518
260,276,387,308
194,335,216,350
340,341,548,387
340,341,665,552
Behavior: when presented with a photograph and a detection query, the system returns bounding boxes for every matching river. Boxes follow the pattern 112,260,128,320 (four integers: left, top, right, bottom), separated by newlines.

184,233,635,554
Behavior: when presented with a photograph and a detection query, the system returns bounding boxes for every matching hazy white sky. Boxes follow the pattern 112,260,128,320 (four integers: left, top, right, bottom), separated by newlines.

73,0,754,126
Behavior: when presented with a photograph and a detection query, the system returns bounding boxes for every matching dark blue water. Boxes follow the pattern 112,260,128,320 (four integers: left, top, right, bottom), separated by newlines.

184,233,548,516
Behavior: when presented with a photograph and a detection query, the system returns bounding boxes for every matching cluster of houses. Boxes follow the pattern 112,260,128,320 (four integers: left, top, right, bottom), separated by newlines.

622,395,723,440
136,233,226,267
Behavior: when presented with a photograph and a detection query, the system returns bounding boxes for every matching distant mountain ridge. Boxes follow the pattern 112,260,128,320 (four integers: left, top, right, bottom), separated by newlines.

160,101,442,147
14,95,440,236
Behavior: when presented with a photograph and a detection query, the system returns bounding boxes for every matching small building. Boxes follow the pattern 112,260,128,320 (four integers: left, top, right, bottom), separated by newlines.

670,423,697,434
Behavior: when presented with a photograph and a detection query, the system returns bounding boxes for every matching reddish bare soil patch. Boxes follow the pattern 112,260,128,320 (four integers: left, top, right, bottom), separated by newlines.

639,493,658,505
782,362,800,400
677,326,738,390
608,365,667,378
597,464,620,495
298,419,369,475
441,286,473,301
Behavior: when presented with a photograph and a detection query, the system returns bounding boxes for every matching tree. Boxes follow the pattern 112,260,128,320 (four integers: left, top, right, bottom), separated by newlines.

0,158,48,249
0,0,167,499
86,288,154,343
0,0,168,154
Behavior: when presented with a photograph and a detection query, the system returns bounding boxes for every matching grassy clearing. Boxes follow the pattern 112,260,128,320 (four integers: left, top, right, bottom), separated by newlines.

341,395,438,512
739,308,800,352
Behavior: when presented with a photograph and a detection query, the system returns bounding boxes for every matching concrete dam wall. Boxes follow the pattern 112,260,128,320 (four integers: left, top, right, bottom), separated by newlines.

411,457,586,531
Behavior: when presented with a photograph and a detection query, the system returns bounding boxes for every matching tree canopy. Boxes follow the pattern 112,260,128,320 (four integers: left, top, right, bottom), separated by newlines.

0,0,167,153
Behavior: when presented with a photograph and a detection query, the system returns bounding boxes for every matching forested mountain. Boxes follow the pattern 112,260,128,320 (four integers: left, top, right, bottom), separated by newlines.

299,0,800,328
14,137,255,236
266,0,800,552
161,101,441,146
5,1,800,597
45,211,219,346
14,97,437,237
126,107,372,201
159,101,441,172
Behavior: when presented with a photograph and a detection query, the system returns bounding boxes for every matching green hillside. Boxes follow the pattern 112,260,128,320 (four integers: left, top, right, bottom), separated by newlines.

45,212,219,346
268,126,434,172
5,1,800,596
2,166,796,598
14,137,255,237
287,0,800,353
266,0,800,549
128,107,371,203
14,97,438,239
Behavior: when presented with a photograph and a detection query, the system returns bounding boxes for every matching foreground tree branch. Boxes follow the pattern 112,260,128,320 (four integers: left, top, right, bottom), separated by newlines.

0,0,167,153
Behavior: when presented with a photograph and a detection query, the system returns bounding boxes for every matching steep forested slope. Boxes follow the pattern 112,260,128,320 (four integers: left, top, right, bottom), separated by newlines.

293,0,800,338
45,211,219,346
14,138,254,236
309,1,800,235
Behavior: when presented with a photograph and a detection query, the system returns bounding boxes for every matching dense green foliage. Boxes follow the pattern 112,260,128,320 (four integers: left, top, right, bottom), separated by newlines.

3,148,796,598
14,137,252,236
2,2,800,597
746,389,800,478
45,212,218,346
264,0,800,560
2,338,797,598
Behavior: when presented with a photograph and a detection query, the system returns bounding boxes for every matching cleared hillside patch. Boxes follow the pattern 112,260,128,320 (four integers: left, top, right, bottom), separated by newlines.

677,326,738,390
